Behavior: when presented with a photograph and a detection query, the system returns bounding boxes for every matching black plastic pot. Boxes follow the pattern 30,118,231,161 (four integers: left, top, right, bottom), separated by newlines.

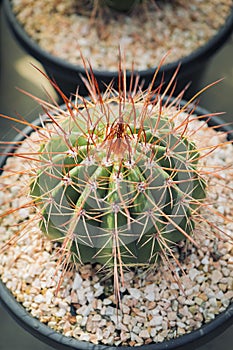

2,0,233,98
0,100,232,350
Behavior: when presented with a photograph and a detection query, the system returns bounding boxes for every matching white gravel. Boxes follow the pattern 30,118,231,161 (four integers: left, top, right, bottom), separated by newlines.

10,0,233,71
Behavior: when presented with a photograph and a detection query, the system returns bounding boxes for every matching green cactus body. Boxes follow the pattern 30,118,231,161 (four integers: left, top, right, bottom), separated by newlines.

103,0,140,12
31,100,206,268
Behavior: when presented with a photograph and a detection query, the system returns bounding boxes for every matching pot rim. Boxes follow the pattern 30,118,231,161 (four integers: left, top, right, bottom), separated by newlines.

3,0,233,78
0,100,232,350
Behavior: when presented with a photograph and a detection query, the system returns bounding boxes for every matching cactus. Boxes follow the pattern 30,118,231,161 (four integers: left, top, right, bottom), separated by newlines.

103,0,141,12
100,1,170,12
30,78,206,277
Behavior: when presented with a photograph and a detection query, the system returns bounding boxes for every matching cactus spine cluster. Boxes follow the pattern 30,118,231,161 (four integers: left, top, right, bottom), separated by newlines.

30,78,206,275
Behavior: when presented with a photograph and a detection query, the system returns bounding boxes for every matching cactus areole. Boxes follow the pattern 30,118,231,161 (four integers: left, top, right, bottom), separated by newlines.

30,97,206,270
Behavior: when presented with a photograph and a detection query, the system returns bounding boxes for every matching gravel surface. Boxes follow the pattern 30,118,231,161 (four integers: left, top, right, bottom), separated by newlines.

0,100,232,346
10,0,233,71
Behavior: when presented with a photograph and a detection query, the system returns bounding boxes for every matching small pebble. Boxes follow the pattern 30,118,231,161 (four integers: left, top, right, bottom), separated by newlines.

211,270,223,284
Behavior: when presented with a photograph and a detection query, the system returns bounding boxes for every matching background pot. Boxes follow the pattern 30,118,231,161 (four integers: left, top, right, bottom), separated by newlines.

0,100,232,350
2,0,233,98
